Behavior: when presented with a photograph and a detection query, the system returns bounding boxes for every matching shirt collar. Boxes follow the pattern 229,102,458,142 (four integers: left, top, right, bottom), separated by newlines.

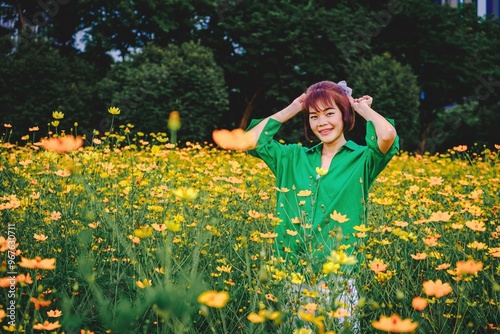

306,140,359,154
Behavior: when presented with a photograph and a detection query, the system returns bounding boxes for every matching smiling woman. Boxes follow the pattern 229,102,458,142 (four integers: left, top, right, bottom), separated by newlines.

245,80,398,263
241,80,399,327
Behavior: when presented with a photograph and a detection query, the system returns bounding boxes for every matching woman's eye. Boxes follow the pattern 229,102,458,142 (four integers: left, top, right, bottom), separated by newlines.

310,115,317,120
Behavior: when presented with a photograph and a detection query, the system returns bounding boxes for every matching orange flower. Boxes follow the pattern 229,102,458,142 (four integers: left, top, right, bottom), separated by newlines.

297,190,312,197
40,135,83,153
370,259,388,274
0,309,5,322
435,263,451,271
427,211,452,222
465,220,486,232
34,234,48,241
16,273,33,284
371,314,418,332
151,223,167,232
453,145,467,152
19,256,56,270
212,128,256,151
428,176,444,186
33,320,61,330
422,279,452,298
47,310,63,317
30,295,52,310
422,235,440,247
332,308,350,318
410,253,427,260
488,247,500,257
50,211,62,221
456,259,483,275
197,290,230,308
411,296,428,311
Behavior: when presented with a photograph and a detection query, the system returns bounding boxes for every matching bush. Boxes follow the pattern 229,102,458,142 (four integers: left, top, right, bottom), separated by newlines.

97,41,229,143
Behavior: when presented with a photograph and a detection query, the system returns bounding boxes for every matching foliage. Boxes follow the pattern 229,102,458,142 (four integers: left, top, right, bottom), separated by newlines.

0,115,499,333
0,34,100,140
347,53,420,151
96,41,229,143
368,0,500,152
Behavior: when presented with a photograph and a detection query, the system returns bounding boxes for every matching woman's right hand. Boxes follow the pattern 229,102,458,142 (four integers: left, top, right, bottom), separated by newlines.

289,93,306,115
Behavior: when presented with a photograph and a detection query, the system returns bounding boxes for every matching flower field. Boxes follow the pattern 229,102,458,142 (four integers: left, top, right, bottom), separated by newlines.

1,120,499,333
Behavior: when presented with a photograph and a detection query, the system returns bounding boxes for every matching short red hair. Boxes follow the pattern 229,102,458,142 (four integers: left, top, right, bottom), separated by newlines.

303,81,355,141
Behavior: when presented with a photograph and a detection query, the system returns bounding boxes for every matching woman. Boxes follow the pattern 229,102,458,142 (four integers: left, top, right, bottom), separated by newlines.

246,80,398,265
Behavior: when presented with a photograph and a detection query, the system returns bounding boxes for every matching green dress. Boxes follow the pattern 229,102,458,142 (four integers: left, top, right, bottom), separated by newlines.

247,118,399,264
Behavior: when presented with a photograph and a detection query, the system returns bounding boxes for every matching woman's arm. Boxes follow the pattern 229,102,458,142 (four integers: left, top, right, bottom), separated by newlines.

350,95,397,154
247,93,306,142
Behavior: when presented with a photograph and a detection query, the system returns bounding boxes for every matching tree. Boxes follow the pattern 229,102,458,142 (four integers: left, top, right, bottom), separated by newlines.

368,0,500,153
96,41,229,143
195,0,376,142
347,53,420,151
0,35,100,141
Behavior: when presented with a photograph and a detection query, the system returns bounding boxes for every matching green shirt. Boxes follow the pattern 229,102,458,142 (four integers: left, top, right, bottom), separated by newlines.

247,118,399,263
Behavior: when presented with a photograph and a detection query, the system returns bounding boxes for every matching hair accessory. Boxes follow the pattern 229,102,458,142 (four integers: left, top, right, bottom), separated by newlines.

337,80,352,97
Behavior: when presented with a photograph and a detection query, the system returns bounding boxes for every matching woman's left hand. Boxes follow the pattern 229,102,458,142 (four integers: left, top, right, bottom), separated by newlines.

350,95,373,111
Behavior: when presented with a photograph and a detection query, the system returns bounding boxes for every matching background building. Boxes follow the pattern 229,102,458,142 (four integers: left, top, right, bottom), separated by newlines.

436,0,500,18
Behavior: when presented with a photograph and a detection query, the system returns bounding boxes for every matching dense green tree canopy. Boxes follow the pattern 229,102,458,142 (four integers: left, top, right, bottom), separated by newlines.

97,41,229,143
0,0,498,150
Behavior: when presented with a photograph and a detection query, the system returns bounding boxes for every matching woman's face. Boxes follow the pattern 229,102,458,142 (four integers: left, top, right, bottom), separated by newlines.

308,101,345,145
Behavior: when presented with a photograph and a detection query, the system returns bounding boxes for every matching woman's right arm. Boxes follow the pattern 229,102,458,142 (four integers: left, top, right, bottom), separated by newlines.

246,93,306,142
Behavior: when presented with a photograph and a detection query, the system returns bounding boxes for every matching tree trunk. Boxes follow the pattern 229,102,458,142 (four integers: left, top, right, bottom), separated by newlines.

416,120,431,155
239,88,262,129
17,4,26,29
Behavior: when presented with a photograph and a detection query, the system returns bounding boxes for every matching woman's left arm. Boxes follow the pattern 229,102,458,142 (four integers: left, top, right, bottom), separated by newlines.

350,95,397,154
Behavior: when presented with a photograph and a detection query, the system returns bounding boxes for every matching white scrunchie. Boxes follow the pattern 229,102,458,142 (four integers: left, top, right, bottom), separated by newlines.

337,80,352,97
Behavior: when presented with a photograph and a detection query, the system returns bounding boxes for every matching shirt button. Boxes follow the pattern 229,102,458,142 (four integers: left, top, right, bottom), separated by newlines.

371,136,375,140
265,131,269,135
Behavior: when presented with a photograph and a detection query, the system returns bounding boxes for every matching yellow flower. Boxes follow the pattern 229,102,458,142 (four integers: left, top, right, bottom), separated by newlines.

52,111,64,119
51,120,60,127
134,226,153,239
298,310,325,334
108,107,121,115
172,187,199,201
136,279,152,289
330,210,350,223
197,290,230,308
315,167,328,176
322,261,340,274
290,272,305,284
353,224,372,232
326,250,357,265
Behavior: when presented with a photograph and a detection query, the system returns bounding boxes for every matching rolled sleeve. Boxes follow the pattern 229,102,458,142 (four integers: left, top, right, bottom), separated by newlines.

246,118,286,176
365,118,399,183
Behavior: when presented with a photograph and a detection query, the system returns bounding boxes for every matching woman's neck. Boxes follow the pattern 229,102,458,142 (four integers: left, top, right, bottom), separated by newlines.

322,137,347,157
